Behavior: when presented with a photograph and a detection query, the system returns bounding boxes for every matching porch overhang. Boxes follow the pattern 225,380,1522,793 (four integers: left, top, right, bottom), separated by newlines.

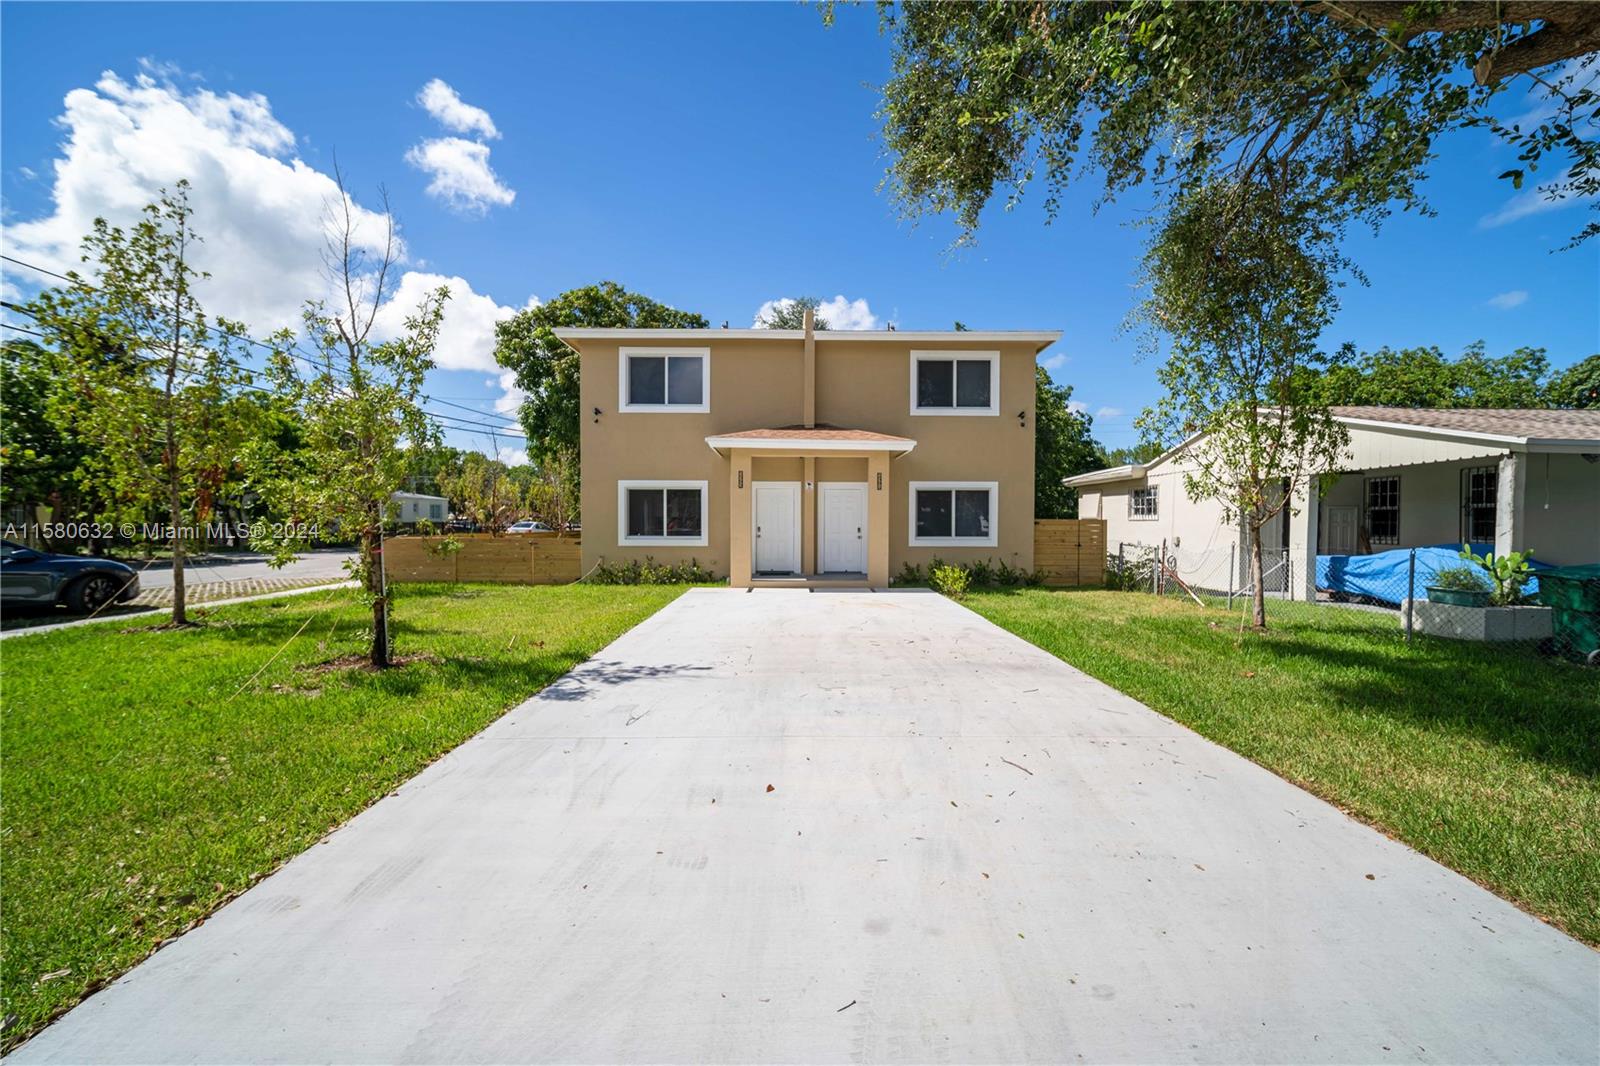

705,426,916,458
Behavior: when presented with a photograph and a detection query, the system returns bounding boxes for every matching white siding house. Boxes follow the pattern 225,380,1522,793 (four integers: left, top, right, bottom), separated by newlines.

1068,407,1600,599
390,492,448,525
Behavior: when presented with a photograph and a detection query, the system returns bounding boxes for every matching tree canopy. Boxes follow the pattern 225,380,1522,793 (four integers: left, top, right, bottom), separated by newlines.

1034,366,1102,518
755,297,831,330
493,282,707,465
867,2,1599,245
1312,341,1560,408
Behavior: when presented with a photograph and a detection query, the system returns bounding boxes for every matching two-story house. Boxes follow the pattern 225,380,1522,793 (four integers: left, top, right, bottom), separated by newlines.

558,313,1060,587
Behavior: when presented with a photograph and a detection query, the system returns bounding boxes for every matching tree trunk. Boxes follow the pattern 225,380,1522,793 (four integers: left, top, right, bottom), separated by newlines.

170,484,187,626
364,528,389,668
1248,521,1267,630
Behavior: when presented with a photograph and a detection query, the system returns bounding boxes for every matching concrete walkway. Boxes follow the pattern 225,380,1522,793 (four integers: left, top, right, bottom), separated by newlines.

14,589,1596,1063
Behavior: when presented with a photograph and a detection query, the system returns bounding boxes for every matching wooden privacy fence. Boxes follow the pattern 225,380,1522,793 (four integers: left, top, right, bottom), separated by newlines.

1033,519,1107,587
385,533,582,585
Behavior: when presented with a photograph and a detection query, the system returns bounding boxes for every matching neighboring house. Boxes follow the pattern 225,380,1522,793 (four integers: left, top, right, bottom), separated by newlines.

390,492,448,525
558,314,1060,587
1066,407,1600,598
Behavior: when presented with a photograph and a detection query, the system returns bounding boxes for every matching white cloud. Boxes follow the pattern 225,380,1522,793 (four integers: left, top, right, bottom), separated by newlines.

1038,352,1068,374
1094,406,1123,419
493,369,528,415
416,79,499,140
1,68,392,332
1486,289,1529,310
1067,400,1089,415
494,444,530,467
0,64,533,416
1478,170,1575,229
370,272,535,373
752,294,881,330
404,137,515,215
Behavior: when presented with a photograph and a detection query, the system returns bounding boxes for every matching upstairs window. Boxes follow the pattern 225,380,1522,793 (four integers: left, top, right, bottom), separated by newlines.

909,482,998,546
1129,486,1158,519
1365,476,1400,545
620,348,709,412
911,351,998,415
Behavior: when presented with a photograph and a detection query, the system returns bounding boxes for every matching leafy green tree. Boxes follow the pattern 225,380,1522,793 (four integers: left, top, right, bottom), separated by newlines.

1313,342,1554,408
1034,366,1102,519
863,2,1599,245
493,282,707,466
756,297,831,330
253,177,447,667
1545,354,1600,408
1135,180,1349,630
29,184,258,622
525,452,580,533
440,452,518,533
1098,441,1165,466
0,340,91,522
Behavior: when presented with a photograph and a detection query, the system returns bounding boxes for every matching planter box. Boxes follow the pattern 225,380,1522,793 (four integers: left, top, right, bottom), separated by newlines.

1402,599,1554,643
1426,586,1491,607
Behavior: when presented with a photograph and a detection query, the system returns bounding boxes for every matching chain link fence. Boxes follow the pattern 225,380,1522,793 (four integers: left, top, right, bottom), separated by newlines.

1109,539,1600,667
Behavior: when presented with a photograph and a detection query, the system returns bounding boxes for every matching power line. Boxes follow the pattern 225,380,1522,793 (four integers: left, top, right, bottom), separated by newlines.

2,322,46,339
3,253,524,437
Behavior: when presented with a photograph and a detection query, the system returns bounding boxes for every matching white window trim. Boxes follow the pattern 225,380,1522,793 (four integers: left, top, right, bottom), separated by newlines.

909,350,1000,416
618,347,711,413
908,481,999,547
1129,485,1159,521
616,480,709,546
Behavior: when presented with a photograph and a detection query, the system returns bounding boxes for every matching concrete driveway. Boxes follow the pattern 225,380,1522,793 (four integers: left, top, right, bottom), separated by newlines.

14,588,1596,1063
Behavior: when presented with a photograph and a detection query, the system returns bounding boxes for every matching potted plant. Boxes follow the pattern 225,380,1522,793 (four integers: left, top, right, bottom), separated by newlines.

1427,564,1492,607
1460,544,1536,605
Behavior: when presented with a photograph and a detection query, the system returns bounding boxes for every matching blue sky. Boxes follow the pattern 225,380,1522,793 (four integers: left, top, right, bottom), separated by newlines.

3,2,1596,457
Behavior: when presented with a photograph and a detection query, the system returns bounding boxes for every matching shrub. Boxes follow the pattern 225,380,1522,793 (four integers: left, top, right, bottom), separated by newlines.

892,558,1043,590
1460,544,1536,606
1430,564,1492,593
929,563,971,598
587,557,718,585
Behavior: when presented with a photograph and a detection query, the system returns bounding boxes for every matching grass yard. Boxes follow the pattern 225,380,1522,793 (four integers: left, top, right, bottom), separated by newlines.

965,588,1600,946
0,582,683,1047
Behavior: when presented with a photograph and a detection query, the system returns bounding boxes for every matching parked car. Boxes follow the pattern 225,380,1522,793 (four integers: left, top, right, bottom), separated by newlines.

506,520,553,534
0,540,141,613
445,517,481,534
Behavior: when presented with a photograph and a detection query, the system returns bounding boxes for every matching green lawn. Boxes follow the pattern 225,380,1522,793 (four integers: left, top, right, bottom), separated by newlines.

964,589,1600,946
0,583,683,1047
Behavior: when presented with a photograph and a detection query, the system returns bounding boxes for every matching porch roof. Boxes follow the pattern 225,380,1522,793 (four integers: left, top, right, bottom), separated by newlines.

705,425,917,455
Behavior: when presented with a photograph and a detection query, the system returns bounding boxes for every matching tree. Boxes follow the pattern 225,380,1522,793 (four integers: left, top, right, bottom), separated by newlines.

1135,180,1350,629
254,174,447,668
440,452,518,534
525,452,579,533
1547,354,1600,408
29,184,257,622
1034,366,1102,519
1311,342,1555,408
863,2,1599,245
755,297,831,330
0,340,92,526
1098,441,1165,466
493,283,707,466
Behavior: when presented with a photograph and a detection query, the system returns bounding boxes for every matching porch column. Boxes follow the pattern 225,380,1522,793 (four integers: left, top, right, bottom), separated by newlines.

867,453,891,587
801,457,817,575
1495,452,1526,557
729,449,753,588
1288,480,1319,602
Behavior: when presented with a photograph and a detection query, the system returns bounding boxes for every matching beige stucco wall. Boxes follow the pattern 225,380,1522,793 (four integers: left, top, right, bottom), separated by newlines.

578,335,1040,580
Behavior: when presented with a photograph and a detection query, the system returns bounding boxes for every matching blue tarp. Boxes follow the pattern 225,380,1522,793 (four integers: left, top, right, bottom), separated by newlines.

1316,544,1546,605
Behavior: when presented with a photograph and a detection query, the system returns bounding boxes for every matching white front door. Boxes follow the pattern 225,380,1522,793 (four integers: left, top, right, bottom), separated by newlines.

1326,505,1358,554
819,483,867,573
753,482,801,574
